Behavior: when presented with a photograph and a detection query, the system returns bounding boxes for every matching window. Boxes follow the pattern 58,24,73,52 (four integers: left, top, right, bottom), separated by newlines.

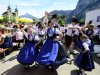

97,16,100,22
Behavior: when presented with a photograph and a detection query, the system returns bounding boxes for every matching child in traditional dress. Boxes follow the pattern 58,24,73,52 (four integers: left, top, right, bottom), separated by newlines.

17,27,40,69
75,35,95,75
85,24,94,52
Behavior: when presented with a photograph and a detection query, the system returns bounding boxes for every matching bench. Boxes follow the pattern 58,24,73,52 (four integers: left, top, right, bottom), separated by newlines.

0,48,7,58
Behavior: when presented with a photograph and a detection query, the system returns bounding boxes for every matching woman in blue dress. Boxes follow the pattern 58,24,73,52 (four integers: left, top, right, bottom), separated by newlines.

36,20,67,70
17,27,40,69
75,35,95,75
85,24,94,52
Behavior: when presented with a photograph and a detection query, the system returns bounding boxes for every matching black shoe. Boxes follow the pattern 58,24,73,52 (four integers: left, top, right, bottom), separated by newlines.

34,64,38,68
48,66,55,72
50,68,55,72
79,73,82,75
45,66,48,69
24,65,30,70
48,66,52,69
67,55,70,58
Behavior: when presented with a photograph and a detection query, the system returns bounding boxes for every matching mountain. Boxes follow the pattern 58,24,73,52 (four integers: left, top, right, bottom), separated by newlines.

19,13,37,19
71,0,100,19
50,10,72,16
50,0,100,22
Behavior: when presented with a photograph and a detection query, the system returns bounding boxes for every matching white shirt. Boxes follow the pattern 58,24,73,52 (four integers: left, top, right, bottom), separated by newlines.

66,24,73,36
14,31,24,40
60,26,65,32
38,29,45,35
82,43,89,51
45,27,48,33
66,24,81,36
52,21,59,27
33,25,38,35
1,34,6,38
82,39,91,51
23,31,40,41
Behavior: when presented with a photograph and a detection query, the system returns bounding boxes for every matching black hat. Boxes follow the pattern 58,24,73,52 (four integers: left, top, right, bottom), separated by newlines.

38,24,43,29
51,14,57,19
48,20,52,24
89,20,92,24
71,18,79,23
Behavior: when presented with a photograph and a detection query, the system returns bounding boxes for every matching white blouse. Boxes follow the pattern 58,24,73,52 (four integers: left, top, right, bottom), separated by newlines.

13,31,24,40
66,24,81,36
50,28,62,35
82,39,91,51
23,31,40,41
1,34,6,39
38,29,45,35
82,43,89,51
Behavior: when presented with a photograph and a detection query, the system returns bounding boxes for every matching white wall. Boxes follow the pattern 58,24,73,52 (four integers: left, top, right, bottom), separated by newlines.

85,9,100,28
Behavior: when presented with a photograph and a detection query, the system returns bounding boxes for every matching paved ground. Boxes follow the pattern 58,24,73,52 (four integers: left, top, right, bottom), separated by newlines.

0,49,100,75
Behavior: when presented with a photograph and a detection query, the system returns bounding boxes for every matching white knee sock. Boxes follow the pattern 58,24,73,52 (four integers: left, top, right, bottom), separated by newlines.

81,69,85,75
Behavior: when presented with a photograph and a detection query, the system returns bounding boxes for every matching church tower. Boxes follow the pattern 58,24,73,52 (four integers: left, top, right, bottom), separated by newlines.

7,4,12,21
2,4,19,23
14,6,18,17
14,6,18,23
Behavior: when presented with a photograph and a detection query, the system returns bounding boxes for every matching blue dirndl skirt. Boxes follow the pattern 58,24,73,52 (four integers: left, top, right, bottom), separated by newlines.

17,42,38,65
76,40,82,49
89,38,94,52
36,39,67,66
75,51,95,71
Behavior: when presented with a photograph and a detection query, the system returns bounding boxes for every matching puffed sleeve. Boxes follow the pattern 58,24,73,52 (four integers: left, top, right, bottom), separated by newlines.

34,35,40,41
78,26,82,30
56,28,62,35
1,34,6,39
82,43,89,51
42,30,45,35
45,27,48,33
23,31,28,38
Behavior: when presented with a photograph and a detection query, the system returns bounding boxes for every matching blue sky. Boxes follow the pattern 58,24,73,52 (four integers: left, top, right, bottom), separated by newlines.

0,0,79,18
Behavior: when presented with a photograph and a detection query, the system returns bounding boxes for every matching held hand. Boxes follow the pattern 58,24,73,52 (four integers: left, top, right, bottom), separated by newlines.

54,38,59,41
83,50,88,53
77,27,80,30
69,27,73,29
21,28,25,31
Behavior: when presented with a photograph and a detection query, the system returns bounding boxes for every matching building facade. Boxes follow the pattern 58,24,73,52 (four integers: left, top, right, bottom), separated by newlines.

85,9,100,28
2,5,18,23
